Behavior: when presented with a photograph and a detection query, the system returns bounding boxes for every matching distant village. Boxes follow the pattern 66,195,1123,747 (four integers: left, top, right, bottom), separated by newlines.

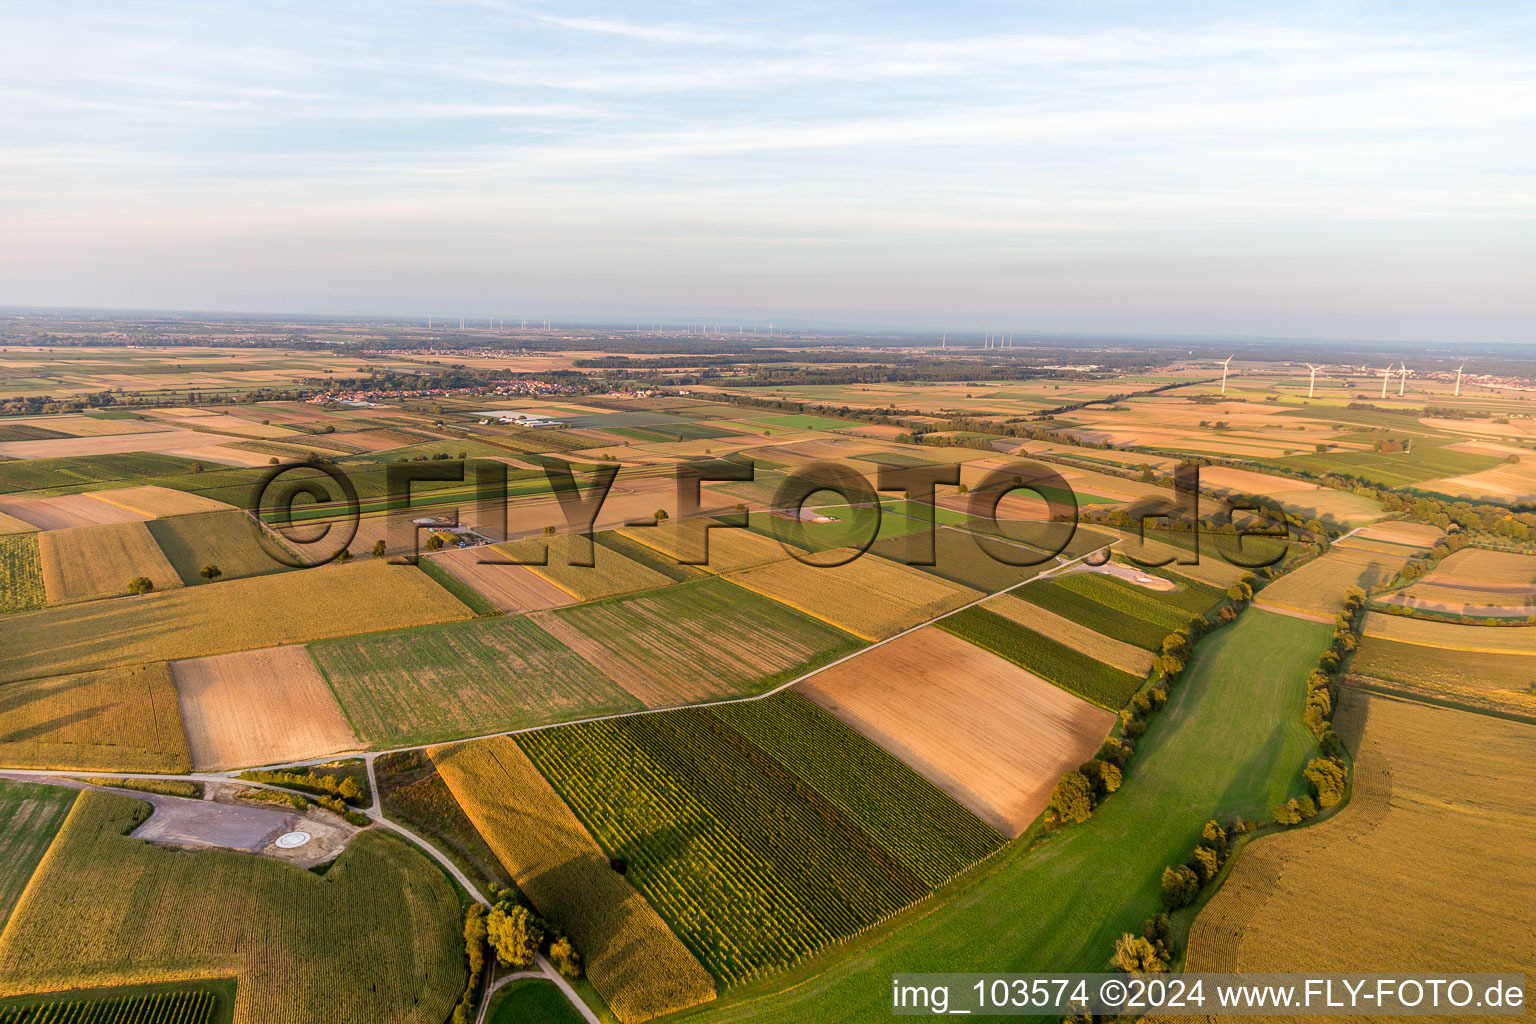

304,377,582,405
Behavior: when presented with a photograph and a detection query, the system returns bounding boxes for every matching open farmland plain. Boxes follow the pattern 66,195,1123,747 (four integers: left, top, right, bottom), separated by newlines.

431,738,718,1023
37,522,183,604
0,985,224,1023
0,559,472,682
982,593,1154,675
0,780,77,929
1183,693,1536,1004
0,534,45,613
515,691,1004,986
532,577,864,705
936,605,1145,709
145,510,291,585
1254,546,1409,619
798,627,1117,835
0,790,463,1024
429,547,573,612
725,550,979,640
681,610,1332,1024
172,646,360,769
310,615,642,747
0,664,191,772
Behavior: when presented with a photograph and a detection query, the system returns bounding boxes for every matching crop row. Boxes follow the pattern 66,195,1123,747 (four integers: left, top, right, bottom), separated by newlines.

517,708,939,985
0,989,217,1024
1018,573,1190,649
708,691,1003,888
0,535,45,614
937,606,1145,710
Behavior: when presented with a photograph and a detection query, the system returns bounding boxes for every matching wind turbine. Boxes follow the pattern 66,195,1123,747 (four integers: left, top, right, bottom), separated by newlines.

1454,362,1466,396
1398,363,1409,397
1220,355,1234,395
1305,363,1325,399
1379,366,1394,399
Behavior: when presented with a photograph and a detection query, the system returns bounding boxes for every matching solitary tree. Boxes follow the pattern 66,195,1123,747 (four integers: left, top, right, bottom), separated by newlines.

333,547,353,563
199,564,222,582
425,534,444,551
653,508,669,521
486,904,544,969
126,576,154,595
371,539,387,557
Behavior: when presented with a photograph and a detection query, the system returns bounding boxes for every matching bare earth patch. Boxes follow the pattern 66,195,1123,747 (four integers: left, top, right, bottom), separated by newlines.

431,547,574,613
0,494,149,531
797,626,1116,836
173,645,360,770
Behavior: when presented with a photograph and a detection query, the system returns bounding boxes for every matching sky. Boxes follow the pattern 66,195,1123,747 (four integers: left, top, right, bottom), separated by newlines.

1,1,1533,342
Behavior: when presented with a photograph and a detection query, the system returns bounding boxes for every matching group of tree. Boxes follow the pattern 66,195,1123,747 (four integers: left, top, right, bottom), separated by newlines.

1272,757,1346,826
1112,912,1176,974
1158,819,1237,914
476,884,583,979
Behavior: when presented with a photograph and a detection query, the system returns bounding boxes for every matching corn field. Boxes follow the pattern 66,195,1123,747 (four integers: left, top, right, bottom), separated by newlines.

0,988,216,1023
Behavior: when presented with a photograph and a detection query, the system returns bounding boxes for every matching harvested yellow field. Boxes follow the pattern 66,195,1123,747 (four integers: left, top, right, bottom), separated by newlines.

1351,520,1444,548
173,646,360,770
1184,693,1535,1002
1081,527,1249,588
1332,535,1417,556
37,521,183,604
620,520,796,573
1420,461,1536,503
432,738,717,1023
1429,547,1536,586
0,559,473,682
432,547,574,613
82,485,233,518
1200,466,1319,494
726,551,979,641
1255,547,1408,619
0,493,148,531
984,593,1155,676
2,414,167,437
1361,612,1536,654
798,627,1116,836
0,428,215,460
0,663,191,772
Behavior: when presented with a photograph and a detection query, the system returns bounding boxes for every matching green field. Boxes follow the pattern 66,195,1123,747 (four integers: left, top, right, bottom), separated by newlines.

937,605,1145,709
681,610,1332,1023
145,510,293,585
0,454,206,495
1274,436,1501,488
517,695,1000,986
0,780,77,930
539,577,865,703
0,534,46,614
0,790,463,1024
708,692,1003,888
1015,573,1190,650
486,980,586,1024
745,414,854,431
310,615,643,746
0,985,225,1024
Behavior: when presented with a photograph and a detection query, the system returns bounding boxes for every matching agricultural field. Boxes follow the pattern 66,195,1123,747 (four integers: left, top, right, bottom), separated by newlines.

516,694,996,986
37,522,183,604
0,493,149,531
1184,693,1535,990
0,511,37,535
429,547,573,612
798,627,1117,835
0,559,473,682
81,485,233,519
0,534,45,613
620,520,797,573
683,610,1332,1024
0,664,191,772
532,577,863,705
502,534,674,601
0,790,463,1024
936,605,1145,709
172,646,360,770
868,525,1059,592
725,550,979,640
1348,637,1536,717
0,986,223,1024
1013,571,1192,650
431,738,718,1023
1254,546,1409,619
1361,611,1536,654
145,510,292,585
1426,546,1536,585
310,615,642,746
983,594,1154,676
0,780,77,929
486,980,586,1024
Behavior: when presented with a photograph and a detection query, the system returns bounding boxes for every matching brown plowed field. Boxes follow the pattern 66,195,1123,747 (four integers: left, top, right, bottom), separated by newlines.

797,626,1116,836
173,645,360,770
431,547,573,613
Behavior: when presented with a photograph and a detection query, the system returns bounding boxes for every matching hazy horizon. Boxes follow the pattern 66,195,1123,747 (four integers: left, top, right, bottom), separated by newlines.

2,2,1532,343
